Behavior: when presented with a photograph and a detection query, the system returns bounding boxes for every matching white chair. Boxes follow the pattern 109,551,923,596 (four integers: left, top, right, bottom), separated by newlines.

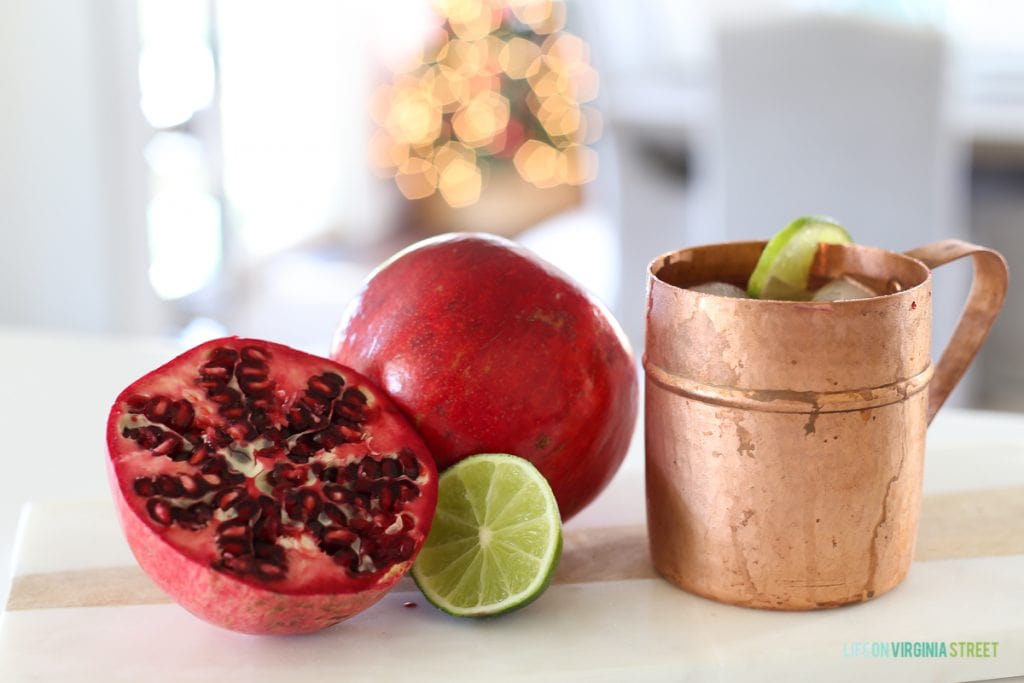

713,13,974,403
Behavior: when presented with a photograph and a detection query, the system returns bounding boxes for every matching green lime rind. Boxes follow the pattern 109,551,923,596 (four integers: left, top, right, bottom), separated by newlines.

746,215,852,299
411,453,563,618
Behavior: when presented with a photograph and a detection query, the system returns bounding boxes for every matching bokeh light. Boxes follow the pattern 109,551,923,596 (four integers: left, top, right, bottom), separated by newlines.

395,157,438,200
453,91,510,147
371,0,600,206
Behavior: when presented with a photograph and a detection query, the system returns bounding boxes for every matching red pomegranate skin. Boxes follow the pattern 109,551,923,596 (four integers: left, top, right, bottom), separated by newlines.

106,338,437,634
331,233,638,520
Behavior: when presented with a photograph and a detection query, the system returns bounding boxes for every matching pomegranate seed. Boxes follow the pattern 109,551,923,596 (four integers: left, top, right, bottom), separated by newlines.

198,363,231,379
151,433,184,458
250,409,272,432
219,540,249,558
257,495,278,517
124,425,161,449
168,400,195,432
173,506,200,530
323,484,345,503
218,518,251,539
353,477,374,494
394,538,415,561
240,345,270,363
226,420,257,442
397,449,420,480
133,477,155,497
396,481,419,503
208,346,239,364
215,486,243,510
178,474,203,497
256,562,286,580
219,405,247,420
209,388,241,406
233,499,261,522
255,446,285,461
196,375,227,391
254,515,281,540
299,490,321,520
143,396,171,423
124,394,149,412
147,498,173,526
287,437,319,464
323,528,357,546
236,360,268,378
360,538,378,557
380,458,401,479
155,474,184,498
283,492,302,521
374,482,395,513
187,502,213,525
261,425,285,445
307,374,343,400
187,446,211,466
330,410,363,430
348,518,371,534
219,556,255,575
254,541,284,563
319,425,350,450
322,504,346,525
239,377,274,395
168,447,192,463
201,474,223,490
287,406,314,433
201,455,227,473
206,427,232,448
358,459,381,480
363,521,386,541
332,548,357,569
299,391,330,412
342,388,367,407
274,461,297,478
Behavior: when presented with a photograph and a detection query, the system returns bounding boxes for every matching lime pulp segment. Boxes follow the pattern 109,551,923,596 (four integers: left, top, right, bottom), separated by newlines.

746,215,852,299
411,453,562,617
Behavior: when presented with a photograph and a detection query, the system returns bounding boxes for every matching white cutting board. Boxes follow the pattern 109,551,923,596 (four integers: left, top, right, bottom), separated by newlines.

3,414,1024,682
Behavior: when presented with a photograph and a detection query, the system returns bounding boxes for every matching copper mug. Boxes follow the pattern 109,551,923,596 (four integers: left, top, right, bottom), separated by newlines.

644,240,1009,609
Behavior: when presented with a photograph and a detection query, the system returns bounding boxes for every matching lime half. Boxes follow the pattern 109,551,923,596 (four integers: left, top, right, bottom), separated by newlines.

411,453,562,617
747,215,852,299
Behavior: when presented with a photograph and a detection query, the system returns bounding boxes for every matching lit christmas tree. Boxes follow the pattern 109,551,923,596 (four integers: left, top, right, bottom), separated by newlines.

370,0,601,210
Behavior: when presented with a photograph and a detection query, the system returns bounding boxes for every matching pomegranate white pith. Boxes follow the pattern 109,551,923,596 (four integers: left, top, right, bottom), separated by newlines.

106,337,437,634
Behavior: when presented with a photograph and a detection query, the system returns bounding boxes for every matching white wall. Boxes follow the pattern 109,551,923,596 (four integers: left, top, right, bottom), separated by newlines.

0,0,163,334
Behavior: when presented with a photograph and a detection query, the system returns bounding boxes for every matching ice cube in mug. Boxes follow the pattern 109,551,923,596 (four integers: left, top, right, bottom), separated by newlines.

811,276,878,301
690,282,749,298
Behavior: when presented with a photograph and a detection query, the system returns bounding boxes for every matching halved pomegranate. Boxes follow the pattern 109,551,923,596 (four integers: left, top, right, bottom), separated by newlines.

106,337,437,634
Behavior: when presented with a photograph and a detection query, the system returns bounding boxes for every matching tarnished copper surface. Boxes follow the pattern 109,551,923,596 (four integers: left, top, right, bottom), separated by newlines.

644,240,1008,610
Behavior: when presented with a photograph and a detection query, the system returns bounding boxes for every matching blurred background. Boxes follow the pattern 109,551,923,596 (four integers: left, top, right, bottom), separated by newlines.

1,0,1021,410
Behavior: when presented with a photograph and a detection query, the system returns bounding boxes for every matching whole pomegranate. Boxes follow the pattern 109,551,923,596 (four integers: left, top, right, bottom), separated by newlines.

331,233,638,520
106,338,437,634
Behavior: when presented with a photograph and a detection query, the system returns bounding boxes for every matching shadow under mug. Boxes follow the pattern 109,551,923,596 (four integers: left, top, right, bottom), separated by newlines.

644,239,1009,609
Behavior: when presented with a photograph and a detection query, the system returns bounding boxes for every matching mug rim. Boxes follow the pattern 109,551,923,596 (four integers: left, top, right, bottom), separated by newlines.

648,240,931,304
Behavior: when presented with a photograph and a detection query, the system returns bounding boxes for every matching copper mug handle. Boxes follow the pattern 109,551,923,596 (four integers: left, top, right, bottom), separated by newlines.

904,240,1009,423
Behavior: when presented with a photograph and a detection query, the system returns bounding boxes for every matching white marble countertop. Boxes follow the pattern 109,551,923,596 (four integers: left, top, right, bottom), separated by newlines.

1,325,1023,680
